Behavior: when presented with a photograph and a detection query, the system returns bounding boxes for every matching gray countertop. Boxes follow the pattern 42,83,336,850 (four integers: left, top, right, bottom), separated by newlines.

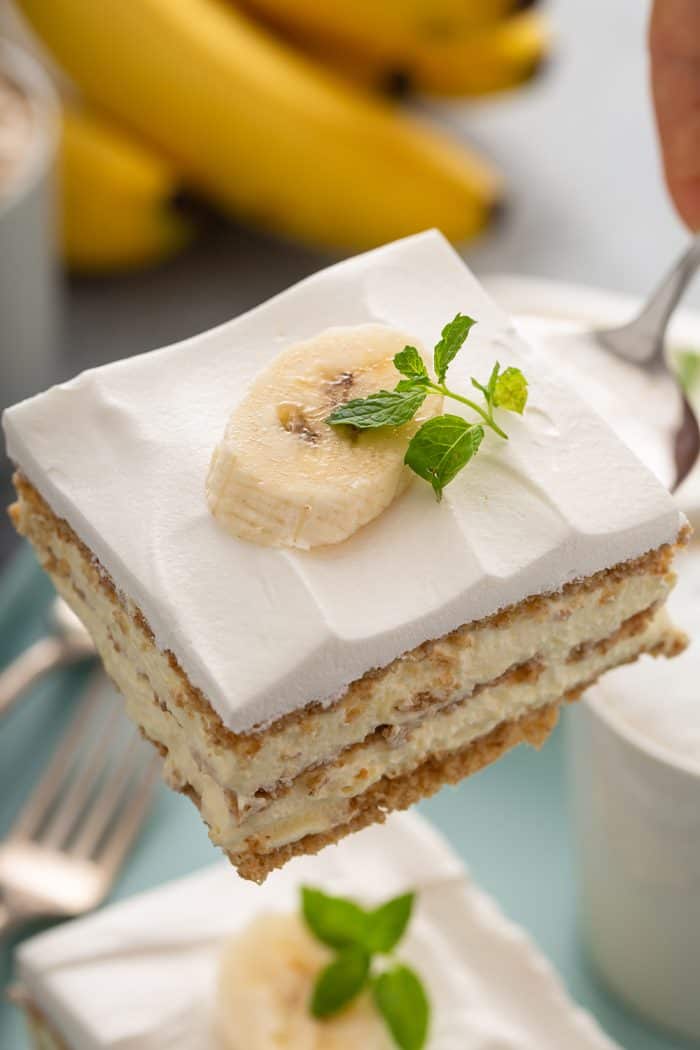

1,0,697,567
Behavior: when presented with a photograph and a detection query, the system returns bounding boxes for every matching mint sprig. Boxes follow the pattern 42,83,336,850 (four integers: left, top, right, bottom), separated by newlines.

322,388,427,429
374,964,430,1050
433,312,476,382
405,414,484,500
325,313,528,500
302,887,369,949
365,893,414,954
312,945,371,1018
302,886,429,1050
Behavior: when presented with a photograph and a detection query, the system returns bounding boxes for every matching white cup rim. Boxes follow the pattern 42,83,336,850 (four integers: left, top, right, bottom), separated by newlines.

584,686,700,780
0,38,59,219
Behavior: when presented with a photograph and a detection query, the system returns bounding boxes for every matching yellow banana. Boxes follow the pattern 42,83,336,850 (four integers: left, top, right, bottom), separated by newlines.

238,0,530,67
286,12,551,98
61,107,192,272
17,0,501,251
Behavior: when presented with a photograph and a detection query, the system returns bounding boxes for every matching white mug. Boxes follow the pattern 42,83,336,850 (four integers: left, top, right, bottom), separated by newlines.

567,674,700,1042
0,39,59,415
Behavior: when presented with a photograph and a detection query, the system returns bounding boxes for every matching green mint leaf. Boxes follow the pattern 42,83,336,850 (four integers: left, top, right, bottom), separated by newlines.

394,346,429,382
373,964,430,1050
325,388,426,430
493,366,528,414
404,415,484,501
302,887,368,950
677,350,700,395
366,893,414,954
396,377,430,392
433,313,476,383
310,946,370,1019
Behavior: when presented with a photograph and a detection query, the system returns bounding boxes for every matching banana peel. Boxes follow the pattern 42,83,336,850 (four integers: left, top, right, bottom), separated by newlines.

61,107,192,273
18,0,502,252
282,12,551,98
237,0,530,67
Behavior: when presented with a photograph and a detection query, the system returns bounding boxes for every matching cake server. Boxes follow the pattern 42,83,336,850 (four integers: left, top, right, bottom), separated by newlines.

555,236,700,492
0,595,96,720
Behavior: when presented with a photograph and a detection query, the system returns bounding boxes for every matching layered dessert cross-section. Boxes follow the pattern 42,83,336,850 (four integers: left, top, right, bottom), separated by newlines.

3,231,688,882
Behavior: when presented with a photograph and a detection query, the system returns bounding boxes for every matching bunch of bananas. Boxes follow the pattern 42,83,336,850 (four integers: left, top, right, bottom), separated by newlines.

16,0,550,272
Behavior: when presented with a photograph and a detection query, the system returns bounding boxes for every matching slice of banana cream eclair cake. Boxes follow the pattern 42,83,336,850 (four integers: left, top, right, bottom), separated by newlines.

3,232,688,882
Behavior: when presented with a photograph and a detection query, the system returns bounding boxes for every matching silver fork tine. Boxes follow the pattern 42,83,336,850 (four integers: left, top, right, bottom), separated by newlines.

0,675,158,935
11,683,101,840
71,733,145,859
98,755,160,879
41,695,122,849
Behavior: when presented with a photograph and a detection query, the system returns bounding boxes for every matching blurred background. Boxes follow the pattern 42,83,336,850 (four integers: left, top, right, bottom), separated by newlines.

2,6,700,1050
1,0,698,564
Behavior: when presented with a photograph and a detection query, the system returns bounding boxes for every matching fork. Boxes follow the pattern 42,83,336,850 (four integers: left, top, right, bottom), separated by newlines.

0,675,159,937
0,596,96,720
559,236,700,492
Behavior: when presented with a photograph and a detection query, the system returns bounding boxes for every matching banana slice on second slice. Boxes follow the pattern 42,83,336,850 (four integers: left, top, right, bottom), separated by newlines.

216,913,394,1050
206,325,442,549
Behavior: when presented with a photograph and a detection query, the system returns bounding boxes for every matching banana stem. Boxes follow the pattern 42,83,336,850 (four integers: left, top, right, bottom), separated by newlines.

427,382,509,439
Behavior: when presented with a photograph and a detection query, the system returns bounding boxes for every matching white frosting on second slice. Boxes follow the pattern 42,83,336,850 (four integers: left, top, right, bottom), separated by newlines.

16,813,620,1050
2,232,683,731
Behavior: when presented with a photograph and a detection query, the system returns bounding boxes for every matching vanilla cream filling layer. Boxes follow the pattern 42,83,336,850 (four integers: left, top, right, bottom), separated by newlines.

47,509,672,854
36,504,673,798
207,613,673,854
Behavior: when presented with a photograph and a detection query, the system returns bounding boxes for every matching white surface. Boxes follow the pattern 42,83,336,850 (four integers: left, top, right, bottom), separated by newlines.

17,812,620,1050
2,232,683,733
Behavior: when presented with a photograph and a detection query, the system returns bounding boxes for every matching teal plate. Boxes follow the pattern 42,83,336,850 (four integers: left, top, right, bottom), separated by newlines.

0,542,694,1050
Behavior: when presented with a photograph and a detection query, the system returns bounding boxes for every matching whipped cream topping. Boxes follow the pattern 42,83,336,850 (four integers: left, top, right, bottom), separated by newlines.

17,812,620,1050
2,231,683,732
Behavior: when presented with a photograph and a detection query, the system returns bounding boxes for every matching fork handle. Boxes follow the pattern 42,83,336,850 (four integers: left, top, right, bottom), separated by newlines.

632,235,700,358
0,636,68,720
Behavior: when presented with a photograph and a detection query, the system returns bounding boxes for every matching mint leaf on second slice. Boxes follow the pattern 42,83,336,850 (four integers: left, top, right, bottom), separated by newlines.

373,964,430,1050
325,388,426,429
405,415,484,500
302,887,367,950
365,893,414,954
311,946,370,1018
433,313,476,383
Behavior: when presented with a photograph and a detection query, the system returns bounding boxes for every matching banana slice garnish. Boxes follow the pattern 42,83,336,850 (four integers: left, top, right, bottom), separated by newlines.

206,325,442,549
216,913,393,1050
